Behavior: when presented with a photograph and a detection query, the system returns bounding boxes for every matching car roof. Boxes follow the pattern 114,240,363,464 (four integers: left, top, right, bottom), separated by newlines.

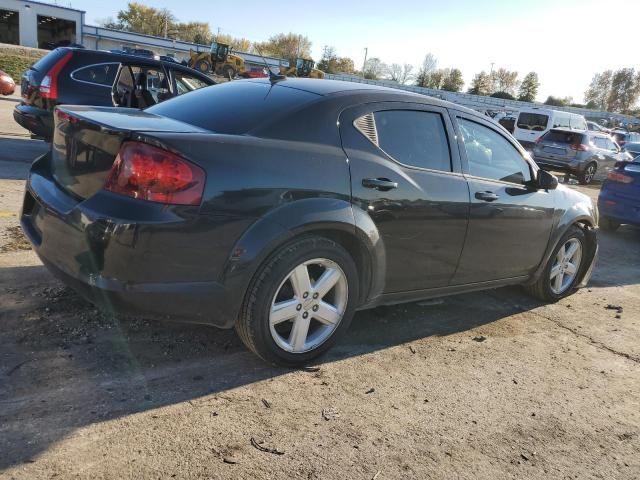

243,77,480,115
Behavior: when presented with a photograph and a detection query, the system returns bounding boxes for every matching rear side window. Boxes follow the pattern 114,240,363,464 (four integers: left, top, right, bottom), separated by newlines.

570,115,587,130
517,113,549,131
553,113,570,129
72,63,119,86
147,81,319,134
372,110,451,171
542,130,585,144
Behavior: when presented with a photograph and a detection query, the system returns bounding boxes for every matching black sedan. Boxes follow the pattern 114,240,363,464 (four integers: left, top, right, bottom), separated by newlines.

20,78,598,365
14,47,214,140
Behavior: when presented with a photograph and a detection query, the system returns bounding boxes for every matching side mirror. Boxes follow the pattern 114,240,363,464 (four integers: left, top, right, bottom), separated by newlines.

537,169,558,190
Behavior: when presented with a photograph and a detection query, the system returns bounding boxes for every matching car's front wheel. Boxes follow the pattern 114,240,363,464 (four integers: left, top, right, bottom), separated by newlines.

524,225,588,302
236,236,359,366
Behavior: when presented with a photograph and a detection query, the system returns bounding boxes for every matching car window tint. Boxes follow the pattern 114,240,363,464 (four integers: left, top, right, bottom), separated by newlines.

605,138,618,151
543,130,584,144
594,137,607,149
517,112,548,131
173,70,210,95
72,63,119,86
459,118,532,184
371,110,451,172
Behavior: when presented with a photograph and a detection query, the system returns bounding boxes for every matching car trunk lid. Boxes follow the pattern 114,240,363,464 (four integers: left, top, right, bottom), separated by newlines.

51,106,210,200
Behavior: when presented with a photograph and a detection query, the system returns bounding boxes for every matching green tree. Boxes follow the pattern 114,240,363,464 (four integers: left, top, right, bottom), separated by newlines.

490,68,519,95
334,57,355,74
442,68,464,92
518,72,540,102
607,68,640,112
468,71,491,96
584,70,613,111
544,96,566,107
253,33,312,64
112,2,176,37
491,91,515,100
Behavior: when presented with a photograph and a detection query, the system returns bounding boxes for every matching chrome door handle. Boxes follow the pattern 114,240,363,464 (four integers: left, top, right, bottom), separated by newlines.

362,178,398,191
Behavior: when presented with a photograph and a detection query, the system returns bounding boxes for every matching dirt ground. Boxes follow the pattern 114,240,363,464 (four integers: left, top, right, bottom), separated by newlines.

0,96,639,480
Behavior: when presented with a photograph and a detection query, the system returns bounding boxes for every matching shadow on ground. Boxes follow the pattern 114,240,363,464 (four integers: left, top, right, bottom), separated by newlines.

0,263,544,470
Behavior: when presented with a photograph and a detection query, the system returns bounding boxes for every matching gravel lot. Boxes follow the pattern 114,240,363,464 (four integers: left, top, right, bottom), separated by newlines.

0,97,638,480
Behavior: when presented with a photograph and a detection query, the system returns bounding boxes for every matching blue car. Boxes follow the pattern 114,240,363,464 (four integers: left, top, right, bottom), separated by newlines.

598,158,640,230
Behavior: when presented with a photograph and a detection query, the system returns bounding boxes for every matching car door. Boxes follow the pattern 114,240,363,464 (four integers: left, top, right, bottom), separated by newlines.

449,110,556,284
340,102,470,293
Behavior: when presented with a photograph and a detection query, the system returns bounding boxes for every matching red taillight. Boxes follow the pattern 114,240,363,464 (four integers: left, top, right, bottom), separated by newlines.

569,143,589,151
104,142,205,205
39,51,73,100
607,171,634,184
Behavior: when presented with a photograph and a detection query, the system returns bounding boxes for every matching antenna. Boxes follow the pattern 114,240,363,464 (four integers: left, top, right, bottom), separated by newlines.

255,47,286,84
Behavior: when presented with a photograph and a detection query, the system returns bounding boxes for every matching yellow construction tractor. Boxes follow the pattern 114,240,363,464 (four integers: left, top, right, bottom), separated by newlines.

188,41,245,78
280,58,324,79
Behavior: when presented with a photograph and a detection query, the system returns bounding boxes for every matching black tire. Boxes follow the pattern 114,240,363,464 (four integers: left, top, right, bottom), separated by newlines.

236,236,359,366
599,216,620,231
524,225,587,302
194,59,211,73
578,163,597,185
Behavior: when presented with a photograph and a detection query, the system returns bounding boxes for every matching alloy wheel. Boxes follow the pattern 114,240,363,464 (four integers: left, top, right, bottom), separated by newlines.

584,165,596,183
269,258,348,353
549,238,582,294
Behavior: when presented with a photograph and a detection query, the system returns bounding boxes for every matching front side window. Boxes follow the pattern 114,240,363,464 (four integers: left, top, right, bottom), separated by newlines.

371,110,451,172
173,71,210,96
458,118,532,184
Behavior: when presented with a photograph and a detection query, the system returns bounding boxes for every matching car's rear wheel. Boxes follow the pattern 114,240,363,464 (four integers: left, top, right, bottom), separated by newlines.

236,236,359,366
524,225,587,302
578,163,597,185
599,216,620,231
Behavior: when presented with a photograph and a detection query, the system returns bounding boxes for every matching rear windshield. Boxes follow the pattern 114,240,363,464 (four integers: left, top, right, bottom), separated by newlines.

541,130,585,144
147,81,320,134
31,48,69,73
517,112,549,131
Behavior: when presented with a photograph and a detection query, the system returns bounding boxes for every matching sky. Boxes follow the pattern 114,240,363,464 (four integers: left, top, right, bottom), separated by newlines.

73,0,640,103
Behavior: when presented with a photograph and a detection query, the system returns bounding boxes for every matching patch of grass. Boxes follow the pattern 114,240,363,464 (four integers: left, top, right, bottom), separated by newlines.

0,54,44,81
0,225,32,253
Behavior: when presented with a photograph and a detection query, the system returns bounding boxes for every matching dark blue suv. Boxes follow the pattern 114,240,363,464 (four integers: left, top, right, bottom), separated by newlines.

598,157,640,230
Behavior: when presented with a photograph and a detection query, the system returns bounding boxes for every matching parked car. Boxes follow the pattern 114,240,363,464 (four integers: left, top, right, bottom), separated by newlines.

497,115,516,134
598,158,640,230
0,69,16,95
14,47,215,140
610,130,640,147
20,78,598,365
587,121,610,134
532,128,633,184
622,141,640,159
513,108,587,150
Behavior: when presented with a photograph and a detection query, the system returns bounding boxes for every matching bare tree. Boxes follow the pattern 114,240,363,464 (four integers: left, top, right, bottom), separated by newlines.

387,63,414,84
363,58,387,80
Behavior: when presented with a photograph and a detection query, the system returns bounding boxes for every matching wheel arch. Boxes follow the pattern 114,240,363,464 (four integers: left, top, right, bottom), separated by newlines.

528,205,597,286
221,198,386,326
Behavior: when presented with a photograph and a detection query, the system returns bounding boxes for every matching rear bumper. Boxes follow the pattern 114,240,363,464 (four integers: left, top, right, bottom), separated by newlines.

533,155,584,175
20,153,249,328
13,104,53,139
598,188,640,226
